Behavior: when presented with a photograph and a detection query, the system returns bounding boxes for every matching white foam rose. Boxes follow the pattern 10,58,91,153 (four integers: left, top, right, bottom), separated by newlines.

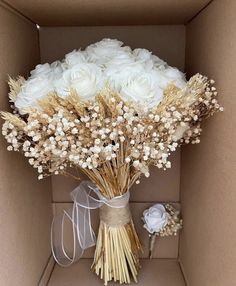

51,61,64,72
150,69,173,90
120,72,163,106
86,38,131,67
105,52,134,68
164,67,186,88
133,48,154,71
104,61,144,92
55,63,103,100
15,77,53,113
30,61,65,81
30,63,52,78
65,50,88,67
143,204,168,234
50,61,66,79
150,68,186,94
53,76,70,98
151,55,167,70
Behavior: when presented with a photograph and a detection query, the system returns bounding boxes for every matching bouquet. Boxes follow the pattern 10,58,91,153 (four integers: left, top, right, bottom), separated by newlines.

1,39,222,284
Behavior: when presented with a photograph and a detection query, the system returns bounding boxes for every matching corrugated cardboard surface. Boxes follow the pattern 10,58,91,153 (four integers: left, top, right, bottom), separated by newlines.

39,25,184,204
5,0,210,26
0,4,52,286
180,0,236,285
40,25,185,71
48,259,186,286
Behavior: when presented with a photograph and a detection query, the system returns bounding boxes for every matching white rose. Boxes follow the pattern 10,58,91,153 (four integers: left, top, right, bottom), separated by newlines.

152,69,173,89
15,77,53,113
53,76,70,98
134,48,152,61
104,62,144,92
133,48,154,71
65,50,88,67
164,67,186,89
143,204,168,234
105,52,134,68
30,63,52,78
151,55,167,70
120,72,163,106
51,61,64,75
86,38,131,66
151,68,186,95
55,63,103,100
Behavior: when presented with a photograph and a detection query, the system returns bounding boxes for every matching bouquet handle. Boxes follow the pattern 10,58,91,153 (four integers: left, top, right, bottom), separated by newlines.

51,181,130,267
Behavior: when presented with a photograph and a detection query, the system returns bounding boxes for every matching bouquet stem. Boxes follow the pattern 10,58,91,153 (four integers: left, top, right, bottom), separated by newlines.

92,206,141,285
80,155,143,284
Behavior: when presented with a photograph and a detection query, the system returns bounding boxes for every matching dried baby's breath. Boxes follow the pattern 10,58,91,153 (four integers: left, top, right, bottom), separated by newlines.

1,74,222,186
157,204,183,237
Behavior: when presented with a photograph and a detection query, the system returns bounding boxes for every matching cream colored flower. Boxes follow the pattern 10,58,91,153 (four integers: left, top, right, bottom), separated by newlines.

15,77,53,113
51,61,65,76
104,61,144,92
143,204,168,234
30,63,52,78
133,48,155,71
55,63,103,99
65,50,88,67
120,72,163,106
86,38,131,66
164,67,186,88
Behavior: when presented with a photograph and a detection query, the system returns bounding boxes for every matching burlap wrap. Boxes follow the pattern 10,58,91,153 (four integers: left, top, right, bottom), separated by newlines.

99,203,131,227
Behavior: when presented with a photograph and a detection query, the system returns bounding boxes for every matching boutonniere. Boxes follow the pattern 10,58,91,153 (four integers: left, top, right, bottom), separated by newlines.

142,204,183,258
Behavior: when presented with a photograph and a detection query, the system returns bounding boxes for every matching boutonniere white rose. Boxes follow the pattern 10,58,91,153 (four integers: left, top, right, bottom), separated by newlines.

143,204,168,233
142,204,183,258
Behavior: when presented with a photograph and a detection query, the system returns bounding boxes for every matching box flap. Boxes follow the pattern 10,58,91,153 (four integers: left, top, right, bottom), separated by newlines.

4,0,211,26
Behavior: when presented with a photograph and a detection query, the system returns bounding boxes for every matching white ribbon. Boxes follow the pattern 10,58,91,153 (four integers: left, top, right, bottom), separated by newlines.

51,180,130,267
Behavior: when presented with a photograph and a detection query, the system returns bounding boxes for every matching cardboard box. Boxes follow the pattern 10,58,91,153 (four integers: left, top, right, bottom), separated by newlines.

0,1,235,285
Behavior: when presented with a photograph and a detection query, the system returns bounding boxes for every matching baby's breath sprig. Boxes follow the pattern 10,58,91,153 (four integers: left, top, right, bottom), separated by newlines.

156,204,183,237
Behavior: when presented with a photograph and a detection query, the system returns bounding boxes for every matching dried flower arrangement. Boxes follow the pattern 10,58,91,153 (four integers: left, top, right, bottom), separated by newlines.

143,204,183,258
1,39,222,284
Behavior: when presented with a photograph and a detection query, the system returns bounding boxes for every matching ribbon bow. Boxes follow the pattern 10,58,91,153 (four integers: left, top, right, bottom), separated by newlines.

51,180,130,266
